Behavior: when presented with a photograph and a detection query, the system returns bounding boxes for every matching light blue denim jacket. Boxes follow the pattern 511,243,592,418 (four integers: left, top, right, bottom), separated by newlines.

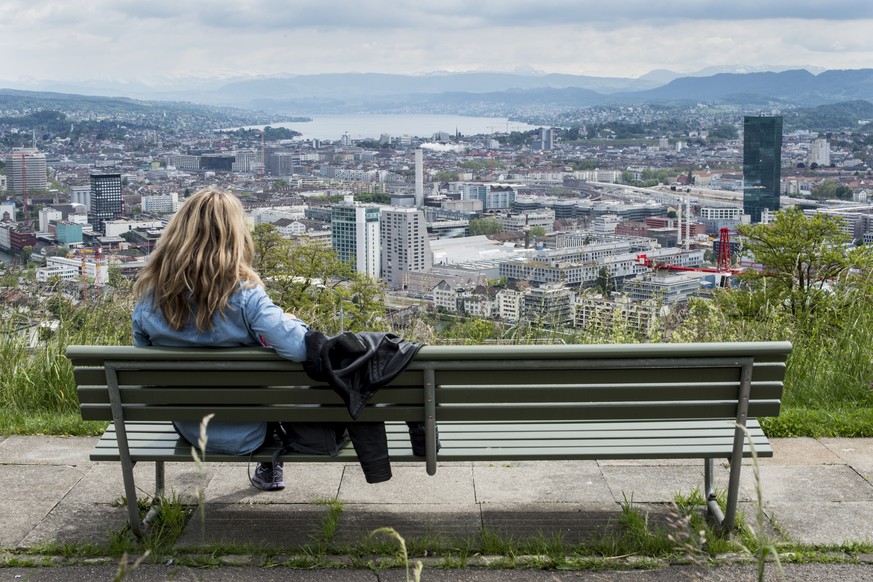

132,284,309,455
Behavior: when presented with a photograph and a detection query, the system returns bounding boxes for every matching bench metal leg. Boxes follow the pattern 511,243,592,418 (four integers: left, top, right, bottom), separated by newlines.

105,365,146,539
120,450,144,539
704,458,725,527
155,462,165,498
704,456,744,535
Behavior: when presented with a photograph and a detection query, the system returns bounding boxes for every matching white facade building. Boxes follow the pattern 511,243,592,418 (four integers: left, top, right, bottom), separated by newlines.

496,288,523,321
44,256,109,287
39,208,63,232
380,207,432,290
141,192,179,214
104,219,164,238
0,202,16,222
331,202,381,279
808,138,831,167
70,185,91,210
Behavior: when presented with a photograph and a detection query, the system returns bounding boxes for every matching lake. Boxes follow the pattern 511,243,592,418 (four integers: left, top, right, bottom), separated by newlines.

239,114,541,141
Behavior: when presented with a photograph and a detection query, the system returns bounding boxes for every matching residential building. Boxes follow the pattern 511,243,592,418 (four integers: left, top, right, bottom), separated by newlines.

331,201,381,279
575,294,659,336
496,288,523,321
623,272,706,305
743,116,783,223
459,183,518,210
381,207,432,290
141,192,179,214
522,284,575,327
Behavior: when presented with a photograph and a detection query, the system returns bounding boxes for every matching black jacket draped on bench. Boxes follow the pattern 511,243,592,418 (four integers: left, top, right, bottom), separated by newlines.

279,331,424,483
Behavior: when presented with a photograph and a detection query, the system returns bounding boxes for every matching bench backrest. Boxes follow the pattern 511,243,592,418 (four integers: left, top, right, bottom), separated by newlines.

69,341,791,426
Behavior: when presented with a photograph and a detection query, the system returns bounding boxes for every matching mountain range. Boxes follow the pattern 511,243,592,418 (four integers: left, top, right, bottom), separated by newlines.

2,67,872,118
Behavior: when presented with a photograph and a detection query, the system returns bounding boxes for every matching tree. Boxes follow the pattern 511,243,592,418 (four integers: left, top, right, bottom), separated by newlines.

735,207,858,317
595,266,613,297
434,171,459,182
251,224,386,333
529,226,546,238
811,180,853,200
469,218,504,236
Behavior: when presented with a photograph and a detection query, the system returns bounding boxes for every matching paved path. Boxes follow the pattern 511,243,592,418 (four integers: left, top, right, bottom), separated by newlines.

1,435,872,577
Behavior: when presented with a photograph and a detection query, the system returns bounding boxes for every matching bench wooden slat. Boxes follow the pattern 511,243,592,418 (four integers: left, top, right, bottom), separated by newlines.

79,400,781,423
89,420,774,464
76,386,424,405
75,382,784,406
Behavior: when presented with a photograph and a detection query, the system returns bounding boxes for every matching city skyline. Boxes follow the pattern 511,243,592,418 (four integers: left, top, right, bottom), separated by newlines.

1,1,872,88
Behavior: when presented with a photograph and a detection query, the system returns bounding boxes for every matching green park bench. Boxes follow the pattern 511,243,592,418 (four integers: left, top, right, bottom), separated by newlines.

68,341,791,539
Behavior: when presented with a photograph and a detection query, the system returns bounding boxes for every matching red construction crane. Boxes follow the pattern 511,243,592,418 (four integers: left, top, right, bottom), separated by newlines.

635,228,742,287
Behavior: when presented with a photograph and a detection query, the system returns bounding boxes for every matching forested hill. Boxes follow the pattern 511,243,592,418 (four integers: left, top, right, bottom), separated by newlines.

0,88,272,129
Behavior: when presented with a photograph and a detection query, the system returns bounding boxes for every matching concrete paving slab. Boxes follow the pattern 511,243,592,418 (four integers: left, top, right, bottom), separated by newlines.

598,464,744,503
758,437,843,465
337,465,475,505
331,503,481,546
741,465,873,505
472,460,614,504
0,463,84,499
174,503,329,549
765,502,873,546
63,463,218,504
0,502,61,549
736,501,785,543
204,463,344,504
0,463,86,526
0,435,97,466
480,502,622,542
820,438,873,473
18,502,128,548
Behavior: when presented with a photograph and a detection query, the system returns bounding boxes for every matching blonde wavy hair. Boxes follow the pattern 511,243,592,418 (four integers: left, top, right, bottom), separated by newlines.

133,187,263,332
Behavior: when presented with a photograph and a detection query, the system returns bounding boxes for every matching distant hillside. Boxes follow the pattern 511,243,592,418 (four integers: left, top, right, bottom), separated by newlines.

622,69,873,105
786,100,873,131
0,88,271,128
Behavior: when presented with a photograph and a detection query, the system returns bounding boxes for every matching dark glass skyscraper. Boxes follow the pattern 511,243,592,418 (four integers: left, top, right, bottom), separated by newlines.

743,116,783,223
89,172,123,234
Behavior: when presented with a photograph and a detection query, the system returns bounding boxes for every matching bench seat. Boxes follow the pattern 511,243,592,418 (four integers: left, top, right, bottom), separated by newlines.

92,419,774,463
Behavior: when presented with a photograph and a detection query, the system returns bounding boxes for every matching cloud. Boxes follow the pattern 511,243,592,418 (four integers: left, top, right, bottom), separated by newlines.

420,143,466,152
0,1,872,84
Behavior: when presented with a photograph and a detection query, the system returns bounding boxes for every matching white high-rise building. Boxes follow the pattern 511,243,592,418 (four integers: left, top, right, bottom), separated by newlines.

414,149,424,208
5,148,47,195
331,202,381,279
808,137,831,167
380,207,432,290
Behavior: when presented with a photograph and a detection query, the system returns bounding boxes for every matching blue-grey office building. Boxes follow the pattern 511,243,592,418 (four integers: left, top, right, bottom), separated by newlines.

743,116,783,223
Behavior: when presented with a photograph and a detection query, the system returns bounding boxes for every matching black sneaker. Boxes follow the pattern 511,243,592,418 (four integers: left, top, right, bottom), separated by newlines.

251,461,285,491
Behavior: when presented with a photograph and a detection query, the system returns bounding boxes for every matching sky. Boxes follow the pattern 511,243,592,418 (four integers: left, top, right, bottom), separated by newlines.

2,1,873,87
